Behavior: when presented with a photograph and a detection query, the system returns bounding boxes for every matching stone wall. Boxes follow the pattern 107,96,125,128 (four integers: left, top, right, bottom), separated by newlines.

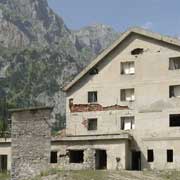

11,107,52,180
53,147,96,170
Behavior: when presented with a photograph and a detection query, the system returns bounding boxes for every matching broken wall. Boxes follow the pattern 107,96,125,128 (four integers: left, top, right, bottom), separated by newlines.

51,139,129,170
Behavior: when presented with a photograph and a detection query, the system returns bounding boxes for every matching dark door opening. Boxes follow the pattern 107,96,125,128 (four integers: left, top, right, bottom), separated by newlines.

50,151,57,164
131,151,141,170
69,150,84,163
0,155,7,171
95,150,107,169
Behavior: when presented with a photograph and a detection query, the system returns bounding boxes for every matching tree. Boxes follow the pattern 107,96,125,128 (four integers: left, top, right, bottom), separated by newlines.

0,96,8,137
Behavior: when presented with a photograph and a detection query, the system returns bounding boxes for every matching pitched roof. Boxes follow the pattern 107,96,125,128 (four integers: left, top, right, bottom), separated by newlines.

64,27,180,91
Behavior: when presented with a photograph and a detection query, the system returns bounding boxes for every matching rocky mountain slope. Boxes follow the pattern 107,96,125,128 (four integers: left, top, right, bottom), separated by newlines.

0,0,71,47
0,0,119,129
74,24,118,56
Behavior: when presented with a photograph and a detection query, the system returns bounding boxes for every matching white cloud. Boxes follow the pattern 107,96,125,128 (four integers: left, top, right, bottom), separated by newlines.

142,21,153,30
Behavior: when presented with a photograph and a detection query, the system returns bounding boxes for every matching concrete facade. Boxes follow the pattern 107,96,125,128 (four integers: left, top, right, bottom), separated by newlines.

63,28,180,170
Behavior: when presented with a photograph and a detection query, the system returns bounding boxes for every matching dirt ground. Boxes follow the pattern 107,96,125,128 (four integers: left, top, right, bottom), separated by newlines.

2,170,180,180
29,170,180,180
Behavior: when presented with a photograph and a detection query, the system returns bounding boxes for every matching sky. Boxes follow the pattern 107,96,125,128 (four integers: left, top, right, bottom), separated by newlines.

47,0,180,37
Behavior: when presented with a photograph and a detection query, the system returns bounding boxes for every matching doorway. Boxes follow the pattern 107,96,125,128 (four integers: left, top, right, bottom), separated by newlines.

0,155,7,171
50,151,57,164
131,151,141,170
95,150,107,169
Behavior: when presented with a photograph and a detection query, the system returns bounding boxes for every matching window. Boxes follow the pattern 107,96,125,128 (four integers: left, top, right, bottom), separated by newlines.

69,150,84,163
121,116,135,130
147,150,154,162
169,85,180,98
88,118,97,131
89,68,99,75
50,151,57,164
121,88,135,102
169,57,180,70
169,114,180,127
88,91,97,103
167,149,173,162
131,48,144,55
121,62,135,75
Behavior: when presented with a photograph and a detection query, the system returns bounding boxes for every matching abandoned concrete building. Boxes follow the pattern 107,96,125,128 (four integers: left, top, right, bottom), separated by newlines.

1,27,180,171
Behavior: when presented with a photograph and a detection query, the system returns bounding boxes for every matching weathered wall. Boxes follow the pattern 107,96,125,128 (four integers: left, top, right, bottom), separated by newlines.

140,139,180,170
11,107,52,180
65,31,180,170
4,134,180,171
66,34,180,136
66,109,134,135
51,139,129,170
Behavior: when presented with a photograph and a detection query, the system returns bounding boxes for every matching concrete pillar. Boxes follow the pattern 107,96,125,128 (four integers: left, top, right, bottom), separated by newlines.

84,148,96,169
10,107,53,180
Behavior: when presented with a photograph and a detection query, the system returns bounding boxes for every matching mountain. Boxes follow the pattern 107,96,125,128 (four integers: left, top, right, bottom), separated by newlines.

74,24,118,55
0,0,119,129
0,0,68,46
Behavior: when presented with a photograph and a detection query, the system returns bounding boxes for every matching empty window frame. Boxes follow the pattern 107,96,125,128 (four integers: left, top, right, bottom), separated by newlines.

121,88,135,102
69,150,84,163
88,118,97,131
169,57,180,70
89,68,99,75
50,151,58,164
167,149,173,162
147,149,154,162
131,48,144,55
169,114,180,127
169,85,180,98
121,116,135,130
121,61,135,75
88,91,97,103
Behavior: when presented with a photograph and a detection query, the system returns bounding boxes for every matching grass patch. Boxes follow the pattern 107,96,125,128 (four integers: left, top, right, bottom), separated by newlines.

30,169,107,180
28,169,180,180
0,172,10,180
69,170,107,180
158,170,180,180
28,168,61,180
